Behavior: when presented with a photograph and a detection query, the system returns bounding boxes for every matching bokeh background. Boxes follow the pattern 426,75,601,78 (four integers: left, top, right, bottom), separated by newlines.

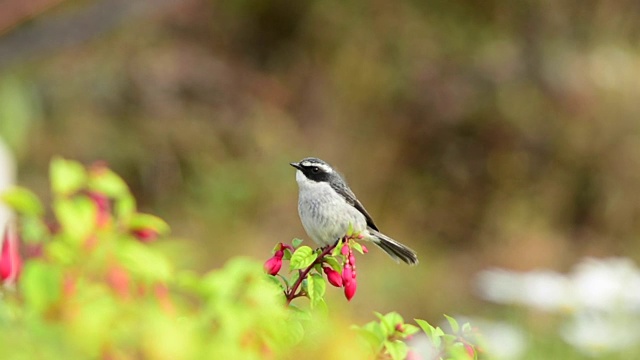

2,0,640,356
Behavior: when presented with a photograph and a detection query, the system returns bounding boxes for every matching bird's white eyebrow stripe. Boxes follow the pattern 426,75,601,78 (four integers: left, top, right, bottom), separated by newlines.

301,161,333,173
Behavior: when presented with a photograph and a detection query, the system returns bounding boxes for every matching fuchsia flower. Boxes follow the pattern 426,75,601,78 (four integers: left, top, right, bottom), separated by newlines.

88,191,110,228
341,243,358,301
341,244,350,256
106,264,131,298
323,266,343,287
342,265,353,285
344,278,357,301
132,228,159,243
0,226,22,285
464,344,475,358
264,249,284,276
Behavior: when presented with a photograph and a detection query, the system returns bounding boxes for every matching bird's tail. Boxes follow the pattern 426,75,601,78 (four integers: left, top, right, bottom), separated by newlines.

368,229,418,265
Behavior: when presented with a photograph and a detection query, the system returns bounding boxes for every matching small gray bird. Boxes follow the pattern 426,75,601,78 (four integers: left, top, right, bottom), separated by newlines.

290,157,418,265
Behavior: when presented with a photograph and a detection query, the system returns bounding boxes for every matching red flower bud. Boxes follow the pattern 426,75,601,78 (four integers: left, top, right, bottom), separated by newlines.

88,191,110,228
464,344,475,358
63,273,77,298
323,266,343,287
361,244,369,253
0,226,22,285
264,254,283,275
132,228,159,243
344,278,357,301
107,265,130,298
280,243,294,252
349,253,356,265
341,244,350,256
154,283,175,314
342,265,353,286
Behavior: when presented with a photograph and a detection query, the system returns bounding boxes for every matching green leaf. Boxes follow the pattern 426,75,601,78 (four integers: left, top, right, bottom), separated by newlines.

175,270,202,294
323,255,342,272
384,340,408,360
462,322,472,333
50,157,87,196
346,223,354,237
88,168,129,198
292,238,303,248
277,273,290,288
385,312,404,331
415,319,443,348
374,312,391,337
265,275,285,291
307,273,326,309
355,327,383,350
129,213,170,235
376,312,403,336
415,318,435,335
444,314,460,333
356,322,386,351
289,271,300,287
1,187,43,215
114,193,136,223
331,238,344,257
20,261,63,314
20,216,49,243
283,247,293,260
118,241,173,282
352,241,364,254
403,324,420,337
289,246,317,270
45,240,76,265
448,342,472,360
289,304,311,320
54,196,97,244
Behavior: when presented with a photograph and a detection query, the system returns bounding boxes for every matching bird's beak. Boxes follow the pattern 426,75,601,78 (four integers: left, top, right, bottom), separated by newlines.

290,162,302,170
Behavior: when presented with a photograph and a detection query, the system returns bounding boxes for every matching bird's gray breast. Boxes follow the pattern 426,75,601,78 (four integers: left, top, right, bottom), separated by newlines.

297,178,367,246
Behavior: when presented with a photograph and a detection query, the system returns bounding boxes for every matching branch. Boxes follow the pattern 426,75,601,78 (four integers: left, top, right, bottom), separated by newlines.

285,242,337,305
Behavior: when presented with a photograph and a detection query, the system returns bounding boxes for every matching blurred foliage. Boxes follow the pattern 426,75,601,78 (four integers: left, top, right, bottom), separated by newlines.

0,0,640,346
0,159,476,360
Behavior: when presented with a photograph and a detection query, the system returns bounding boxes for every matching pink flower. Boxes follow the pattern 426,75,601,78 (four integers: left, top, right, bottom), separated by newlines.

0,226,22,285
464,344,475,358
323,266,343,287
342,265,353,286
88,191,110,228
132,228,158,243
344,278,357,301
341,245,358,300
361,244,368,253
281,243,294,252
106,265,130,298
264,250,283,275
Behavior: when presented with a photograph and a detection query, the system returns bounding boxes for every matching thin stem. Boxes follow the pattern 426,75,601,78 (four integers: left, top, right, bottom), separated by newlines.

285,242,338,305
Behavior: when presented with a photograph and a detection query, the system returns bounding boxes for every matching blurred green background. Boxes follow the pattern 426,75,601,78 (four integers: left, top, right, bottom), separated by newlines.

1,0,640,327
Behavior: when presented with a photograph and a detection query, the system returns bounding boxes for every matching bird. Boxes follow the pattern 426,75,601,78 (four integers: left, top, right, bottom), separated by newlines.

290,157,418,265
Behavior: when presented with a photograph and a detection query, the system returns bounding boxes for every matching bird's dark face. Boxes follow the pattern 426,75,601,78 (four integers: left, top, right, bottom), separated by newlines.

290,157,335,183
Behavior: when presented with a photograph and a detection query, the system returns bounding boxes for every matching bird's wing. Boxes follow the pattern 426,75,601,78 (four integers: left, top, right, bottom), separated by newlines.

330,182,379,231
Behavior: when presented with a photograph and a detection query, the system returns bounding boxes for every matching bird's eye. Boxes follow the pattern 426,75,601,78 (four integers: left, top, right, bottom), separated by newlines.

311,167,320,173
